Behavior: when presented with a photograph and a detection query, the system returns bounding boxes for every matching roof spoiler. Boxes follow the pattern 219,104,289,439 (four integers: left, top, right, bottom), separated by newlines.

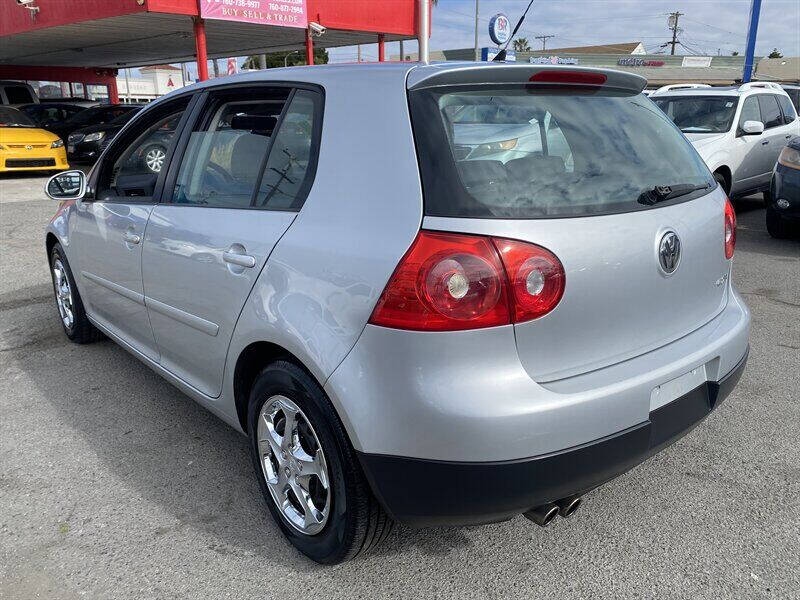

737,81,784,92
651,83,712,95
407,64,646,94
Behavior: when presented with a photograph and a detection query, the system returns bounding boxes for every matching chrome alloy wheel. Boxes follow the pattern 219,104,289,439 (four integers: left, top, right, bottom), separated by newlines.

52,258,74,329
144,147,166,173
257,395,331,535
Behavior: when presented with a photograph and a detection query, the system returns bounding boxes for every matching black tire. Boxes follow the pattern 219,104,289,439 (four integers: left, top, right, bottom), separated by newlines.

247,360,393,564
766,205,791,239
49,243,102,344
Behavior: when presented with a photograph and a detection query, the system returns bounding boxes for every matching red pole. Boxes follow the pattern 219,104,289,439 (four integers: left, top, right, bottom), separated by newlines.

194,17,209,81
378,34,386,61
306,28,314,65
107,77,119,105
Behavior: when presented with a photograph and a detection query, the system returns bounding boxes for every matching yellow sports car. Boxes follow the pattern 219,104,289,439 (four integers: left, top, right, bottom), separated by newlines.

1,106,68,173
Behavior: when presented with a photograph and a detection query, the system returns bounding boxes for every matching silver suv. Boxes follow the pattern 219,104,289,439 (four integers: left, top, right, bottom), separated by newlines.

44,63,750,564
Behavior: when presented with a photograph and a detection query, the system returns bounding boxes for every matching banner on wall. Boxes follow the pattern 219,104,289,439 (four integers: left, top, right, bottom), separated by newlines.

200,0,308,29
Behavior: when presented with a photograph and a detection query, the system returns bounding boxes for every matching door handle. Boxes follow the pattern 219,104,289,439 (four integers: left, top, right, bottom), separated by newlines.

223,248,256,268
123,231,141,244
761,140,769,145
787,134,793,139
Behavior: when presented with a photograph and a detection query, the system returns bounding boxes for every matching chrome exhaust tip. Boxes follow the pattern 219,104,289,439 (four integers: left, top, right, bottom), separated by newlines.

556,495,583,519
523,503,559,527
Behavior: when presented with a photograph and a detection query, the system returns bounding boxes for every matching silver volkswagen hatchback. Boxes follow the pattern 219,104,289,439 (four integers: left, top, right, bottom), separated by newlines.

44,63,750,564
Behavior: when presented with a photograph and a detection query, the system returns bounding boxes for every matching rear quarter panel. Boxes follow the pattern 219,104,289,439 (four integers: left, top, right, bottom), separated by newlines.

220,67,423,427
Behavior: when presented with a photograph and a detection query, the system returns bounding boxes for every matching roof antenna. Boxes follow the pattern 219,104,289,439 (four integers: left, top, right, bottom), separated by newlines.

493,0,535,62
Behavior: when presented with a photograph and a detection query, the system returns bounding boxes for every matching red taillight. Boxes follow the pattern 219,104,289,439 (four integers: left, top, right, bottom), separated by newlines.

528,70,607,86
724,199,736,259
492,238,566,322
369,231,565,331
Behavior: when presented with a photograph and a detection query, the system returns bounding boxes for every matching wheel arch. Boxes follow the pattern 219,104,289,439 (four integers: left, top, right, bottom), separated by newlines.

45,231,59,258
713,166,732,194
233,340,315,433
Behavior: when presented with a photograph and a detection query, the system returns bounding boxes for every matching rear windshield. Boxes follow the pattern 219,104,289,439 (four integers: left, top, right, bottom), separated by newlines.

652,95,739,133
410,85,714,219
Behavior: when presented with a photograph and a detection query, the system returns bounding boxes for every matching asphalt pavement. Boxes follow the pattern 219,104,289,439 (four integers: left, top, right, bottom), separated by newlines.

1,172,798,599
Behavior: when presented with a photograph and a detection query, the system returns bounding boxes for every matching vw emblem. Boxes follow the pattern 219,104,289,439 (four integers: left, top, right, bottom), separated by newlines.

658,231,681,274
25,145,33,150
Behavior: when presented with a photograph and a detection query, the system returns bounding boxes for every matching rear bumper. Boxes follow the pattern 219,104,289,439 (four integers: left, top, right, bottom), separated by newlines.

359,348,748,527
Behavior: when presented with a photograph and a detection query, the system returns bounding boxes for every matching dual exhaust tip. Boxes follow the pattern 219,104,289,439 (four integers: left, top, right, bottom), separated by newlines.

523,495,583,527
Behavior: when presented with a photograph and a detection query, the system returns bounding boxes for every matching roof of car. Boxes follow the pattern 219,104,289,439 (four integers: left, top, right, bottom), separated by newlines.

168,61,646,98
652,83,790,97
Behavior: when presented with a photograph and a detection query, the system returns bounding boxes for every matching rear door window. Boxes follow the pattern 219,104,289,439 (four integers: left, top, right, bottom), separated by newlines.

172,86,322,211
410,86,714,218
776,94,797,124
757,95,783,129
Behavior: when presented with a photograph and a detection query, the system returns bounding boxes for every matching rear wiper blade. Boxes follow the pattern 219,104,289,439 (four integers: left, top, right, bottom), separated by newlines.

637,182,711,205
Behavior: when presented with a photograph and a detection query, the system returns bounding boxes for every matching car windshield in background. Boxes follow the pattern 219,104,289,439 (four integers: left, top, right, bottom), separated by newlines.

107,108,141,126
652,95,738,133
0,106,37,127
410,86,714,218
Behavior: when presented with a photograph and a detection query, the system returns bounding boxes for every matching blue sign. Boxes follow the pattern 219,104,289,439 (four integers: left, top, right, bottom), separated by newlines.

482,47,516,62
488,13,510,46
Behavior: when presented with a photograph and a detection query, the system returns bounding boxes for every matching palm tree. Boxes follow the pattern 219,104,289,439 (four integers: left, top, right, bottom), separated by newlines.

513,38,531,52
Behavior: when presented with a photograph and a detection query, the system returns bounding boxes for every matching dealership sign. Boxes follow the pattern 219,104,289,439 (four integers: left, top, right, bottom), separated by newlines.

200,0,307,29
488,13,510,45
617,58,665,67
530,56,579,65
682,56,713,68
482,47,516,62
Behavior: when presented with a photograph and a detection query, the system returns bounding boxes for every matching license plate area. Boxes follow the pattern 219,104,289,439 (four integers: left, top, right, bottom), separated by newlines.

650,365,709,412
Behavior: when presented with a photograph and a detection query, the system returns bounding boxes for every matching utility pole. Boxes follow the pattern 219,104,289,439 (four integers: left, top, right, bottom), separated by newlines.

534,34,555,51
668,11,683,55
473,0,480,61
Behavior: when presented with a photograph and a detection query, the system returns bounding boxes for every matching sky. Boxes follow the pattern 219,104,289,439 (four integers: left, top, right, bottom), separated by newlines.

175,0,799,79
328,0,800,63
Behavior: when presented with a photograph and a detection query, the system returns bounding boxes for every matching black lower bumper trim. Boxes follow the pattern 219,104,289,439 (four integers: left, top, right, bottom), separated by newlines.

358,347,749,528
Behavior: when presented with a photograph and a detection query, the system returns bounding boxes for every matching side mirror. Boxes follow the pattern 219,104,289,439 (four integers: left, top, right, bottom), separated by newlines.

45,170,86,200
741,120,765,135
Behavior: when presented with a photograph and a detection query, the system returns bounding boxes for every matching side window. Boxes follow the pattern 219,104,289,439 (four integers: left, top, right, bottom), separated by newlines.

776,94,797,124
172,93,287,208
738,96,761,128
254,89,321,210
5,86,34,104
96,100,189,201
757,95,783,129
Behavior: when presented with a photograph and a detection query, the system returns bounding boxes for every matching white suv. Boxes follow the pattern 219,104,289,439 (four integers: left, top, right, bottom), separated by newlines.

652,82,799,198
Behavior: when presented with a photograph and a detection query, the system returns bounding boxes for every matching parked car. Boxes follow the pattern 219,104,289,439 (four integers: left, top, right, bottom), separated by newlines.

767,137,800,238
67,106,142,165
17,103,87,130
40,97,99,108
42,63,750,564
652,82,799,198
47,104,140,147
0,80,38,105
781,84,800,113
0,106,67,173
